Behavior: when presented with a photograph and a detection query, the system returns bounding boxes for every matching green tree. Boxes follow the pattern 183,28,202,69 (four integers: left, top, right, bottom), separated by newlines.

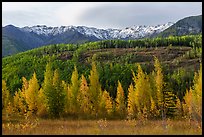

52,69,66,118
42,62,54,117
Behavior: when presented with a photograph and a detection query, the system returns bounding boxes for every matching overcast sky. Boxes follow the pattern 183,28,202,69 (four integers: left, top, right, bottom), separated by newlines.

2,2,202,29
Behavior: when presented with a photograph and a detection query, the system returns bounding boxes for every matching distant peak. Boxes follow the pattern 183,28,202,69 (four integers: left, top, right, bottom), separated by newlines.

4,24,16,28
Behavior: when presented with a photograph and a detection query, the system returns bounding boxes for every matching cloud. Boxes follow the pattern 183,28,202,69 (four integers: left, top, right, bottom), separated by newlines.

2,2,202,28
78,2,202,29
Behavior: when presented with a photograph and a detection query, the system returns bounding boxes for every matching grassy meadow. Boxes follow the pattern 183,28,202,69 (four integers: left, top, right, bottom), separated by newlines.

2,114,202,135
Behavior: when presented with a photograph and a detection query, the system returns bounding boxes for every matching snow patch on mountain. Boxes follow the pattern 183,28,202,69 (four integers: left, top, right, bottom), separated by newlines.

21,22,174,39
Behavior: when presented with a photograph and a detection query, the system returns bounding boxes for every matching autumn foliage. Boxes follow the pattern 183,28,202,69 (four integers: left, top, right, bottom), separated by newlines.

2,58,202,121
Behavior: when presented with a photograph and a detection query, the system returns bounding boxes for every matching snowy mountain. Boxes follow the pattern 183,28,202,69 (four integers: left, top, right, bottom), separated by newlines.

20,22,174,40
2,22,174,57
5,14,203,57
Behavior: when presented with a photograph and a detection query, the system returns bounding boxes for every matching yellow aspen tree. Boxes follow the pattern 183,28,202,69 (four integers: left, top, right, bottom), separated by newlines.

132,64,145,114
175,96,182,118
13,91,21,113
2,80,14,118
77,74,91,115
62,80,69,113
183,64,202,121
115,80,126,118
69,66,80,113
132,64,152,118
13,89,27,115
22,77,29,92
42,62,54,117
192,64,202,120
99,90,113,117
153,56,164,109
89,62,102,116
2,80,10,112
37,88,47,117
183,88,193,119
143,75,153,113
150,96,159,118
25,72,39,116
127,83,136,118
104,91,113,116
13,77,29,115
66,85,73,114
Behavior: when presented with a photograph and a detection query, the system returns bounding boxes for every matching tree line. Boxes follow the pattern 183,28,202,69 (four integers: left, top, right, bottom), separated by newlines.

2,57,202,121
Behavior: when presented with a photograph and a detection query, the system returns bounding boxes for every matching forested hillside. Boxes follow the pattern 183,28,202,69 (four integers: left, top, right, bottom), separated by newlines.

157,15,202,37
2,34,202,120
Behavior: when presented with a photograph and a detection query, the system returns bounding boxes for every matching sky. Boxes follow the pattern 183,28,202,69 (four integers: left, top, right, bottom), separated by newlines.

2,2,202,29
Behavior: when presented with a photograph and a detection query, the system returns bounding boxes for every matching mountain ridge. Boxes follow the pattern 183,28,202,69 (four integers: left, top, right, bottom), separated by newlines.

2,15,202,57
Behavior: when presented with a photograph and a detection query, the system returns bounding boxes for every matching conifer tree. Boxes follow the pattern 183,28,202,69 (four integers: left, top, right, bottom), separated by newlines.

115,80,126,118
163,87,177,118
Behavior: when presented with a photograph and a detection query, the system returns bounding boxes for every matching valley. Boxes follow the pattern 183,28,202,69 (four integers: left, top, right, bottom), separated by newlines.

2,4,202,134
